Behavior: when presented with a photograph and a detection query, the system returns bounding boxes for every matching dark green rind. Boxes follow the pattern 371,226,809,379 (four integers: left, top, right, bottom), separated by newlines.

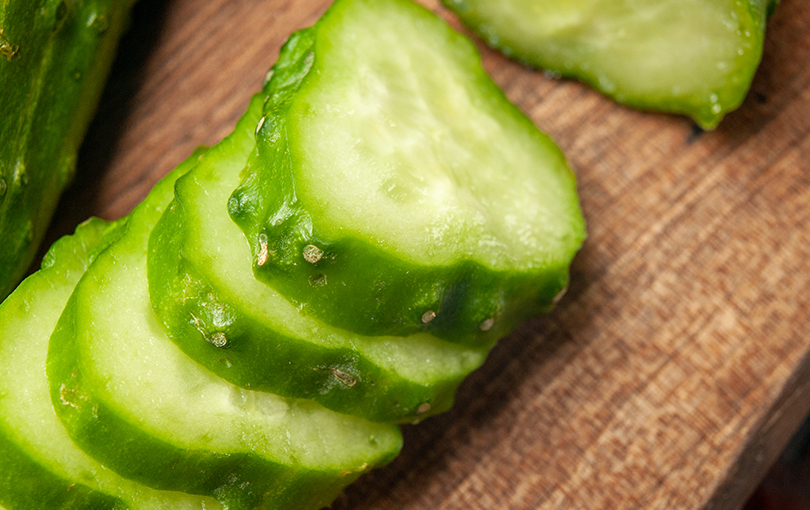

443,0,778,129
149,31,485,422
0,219,126,510
0,0,136,299
151,203,474,423
0,427,125,510
228,0,585,347
0,216,219,510
50,146,401,509
49,303,370,510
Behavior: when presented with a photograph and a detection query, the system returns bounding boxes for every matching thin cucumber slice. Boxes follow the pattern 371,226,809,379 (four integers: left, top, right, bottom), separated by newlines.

149,33,488,423
0,217,220,510
49,143,402,509
228,0,586,346
443,0,778,129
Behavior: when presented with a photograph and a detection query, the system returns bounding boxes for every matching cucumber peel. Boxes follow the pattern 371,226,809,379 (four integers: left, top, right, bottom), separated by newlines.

443,0,779,128
0,217,221,510
49,114,402,509
0,0,138,298
148,32,489,423
229,0,586,346
0,0,589,507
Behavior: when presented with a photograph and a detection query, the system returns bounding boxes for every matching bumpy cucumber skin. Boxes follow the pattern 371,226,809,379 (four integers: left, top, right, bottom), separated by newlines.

152,204,472,423
228,0,585,347
51,140,401,508
148,31,481,423
0,0,136,299
0,219,127,510
50,297,365,510
0,431,124,510
443,0,778,129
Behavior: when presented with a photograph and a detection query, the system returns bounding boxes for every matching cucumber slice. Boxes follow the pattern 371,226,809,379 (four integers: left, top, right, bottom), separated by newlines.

443,0,777,129
49,121,402,509
148,31,488,423
228,0,586,346
0,217,221,510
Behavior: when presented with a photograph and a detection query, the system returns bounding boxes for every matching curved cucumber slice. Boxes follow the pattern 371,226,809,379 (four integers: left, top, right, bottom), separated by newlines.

443,0,777,129
49,147,402,509
0,217,220,510
148,33,488,423
228,0,585,347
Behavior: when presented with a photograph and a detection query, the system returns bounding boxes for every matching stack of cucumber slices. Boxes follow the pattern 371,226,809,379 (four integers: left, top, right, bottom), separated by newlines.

0,0,585,508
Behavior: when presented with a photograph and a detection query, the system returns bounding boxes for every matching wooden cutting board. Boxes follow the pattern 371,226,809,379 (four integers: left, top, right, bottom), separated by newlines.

44,0,810,508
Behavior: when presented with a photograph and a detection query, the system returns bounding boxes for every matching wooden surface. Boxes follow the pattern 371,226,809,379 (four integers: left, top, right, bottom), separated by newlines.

44,0,810,508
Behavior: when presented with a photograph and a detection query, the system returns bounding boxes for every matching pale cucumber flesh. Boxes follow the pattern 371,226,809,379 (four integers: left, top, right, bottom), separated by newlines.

0,217,220,510
149,55,488,422
50,110,401,510
228,0,585,344
443,0,776,128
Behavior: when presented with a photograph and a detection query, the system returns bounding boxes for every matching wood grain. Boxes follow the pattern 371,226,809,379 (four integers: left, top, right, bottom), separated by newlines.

44,0,810,508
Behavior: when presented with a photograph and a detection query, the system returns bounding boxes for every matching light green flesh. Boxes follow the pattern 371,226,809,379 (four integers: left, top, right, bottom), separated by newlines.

179,102,488,388
446,0,767,127
288,0,583,270
74,156,401,472
0,218,220,510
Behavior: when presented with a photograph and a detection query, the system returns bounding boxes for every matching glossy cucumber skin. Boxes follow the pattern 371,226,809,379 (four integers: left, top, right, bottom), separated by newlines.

0,0,135,299
50,130,401,508
50,298,359,510
148,31,485,423
0,215,219,510
443,0,778,129
0,219,126,510
228,0,585,347
152,199,477,424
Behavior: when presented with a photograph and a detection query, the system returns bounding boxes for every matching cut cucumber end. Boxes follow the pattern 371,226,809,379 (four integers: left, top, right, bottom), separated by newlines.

443,0,773,129
229,0,586,343
49,104,402,510
147,33,490,424
0,217,221,510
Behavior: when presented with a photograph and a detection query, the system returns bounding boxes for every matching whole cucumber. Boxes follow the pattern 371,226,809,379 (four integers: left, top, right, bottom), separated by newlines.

0,0,136,299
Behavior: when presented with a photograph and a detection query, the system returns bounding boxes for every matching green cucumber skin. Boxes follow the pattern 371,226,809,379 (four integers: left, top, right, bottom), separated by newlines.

0,426,124,510
49,298,360,510
151,203,469,423
442,0,778,129
228,0,584,347
0,0,136,299
0,215,220,510
51,134,400,508
0,219,126,510
148,32,483,423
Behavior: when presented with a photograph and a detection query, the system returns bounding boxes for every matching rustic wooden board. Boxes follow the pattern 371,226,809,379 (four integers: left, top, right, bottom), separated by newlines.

43,0,810,508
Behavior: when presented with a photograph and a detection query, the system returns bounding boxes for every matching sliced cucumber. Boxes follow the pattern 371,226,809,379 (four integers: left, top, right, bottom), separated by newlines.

0,216,220,510
443,0,777,129
228,0,585,347
49,112,402,510
148,31,488,423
